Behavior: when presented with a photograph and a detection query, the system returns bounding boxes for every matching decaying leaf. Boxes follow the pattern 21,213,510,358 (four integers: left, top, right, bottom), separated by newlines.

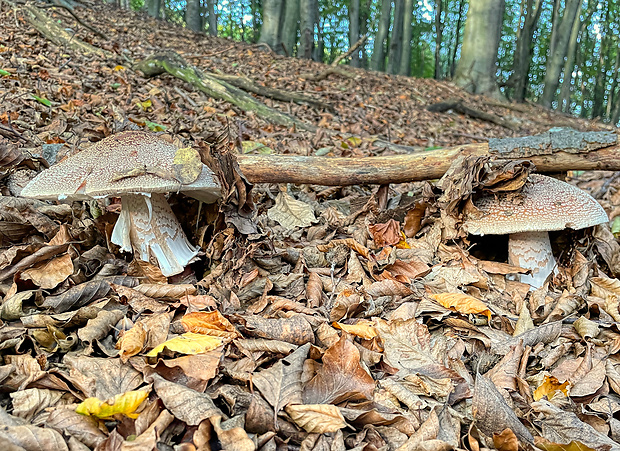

285,404,347,433
145,332,223,357
430,292,492,320
267,191,316,229
76,389,149,419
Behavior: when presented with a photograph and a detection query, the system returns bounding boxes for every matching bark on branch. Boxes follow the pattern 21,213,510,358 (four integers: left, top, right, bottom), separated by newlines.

236,141,620,186
427,98,519,130
135,52,316,132
209,73,335,112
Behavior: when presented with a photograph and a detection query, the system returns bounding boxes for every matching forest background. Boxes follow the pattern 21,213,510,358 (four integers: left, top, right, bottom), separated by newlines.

116,0,620,125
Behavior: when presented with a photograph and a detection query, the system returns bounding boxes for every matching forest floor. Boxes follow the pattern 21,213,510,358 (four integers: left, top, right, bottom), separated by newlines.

2,1,620,450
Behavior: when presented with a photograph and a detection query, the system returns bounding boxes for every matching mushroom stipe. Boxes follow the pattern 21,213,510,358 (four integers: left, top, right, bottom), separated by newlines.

20,131,221,277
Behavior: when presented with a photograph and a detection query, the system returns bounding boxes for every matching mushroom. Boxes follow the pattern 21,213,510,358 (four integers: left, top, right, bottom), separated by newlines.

20,131,220,277
463,174,608,289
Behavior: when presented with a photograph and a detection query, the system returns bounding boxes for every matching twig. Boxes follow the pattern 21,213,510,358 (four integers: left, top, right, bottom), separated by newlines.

331,35,367,67
42,0,109,40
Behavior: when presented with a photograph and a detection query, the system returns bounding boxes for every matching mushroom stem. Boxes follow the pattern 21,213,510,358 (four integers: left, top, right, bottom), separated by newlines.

111,193,199,277
508,231,557,289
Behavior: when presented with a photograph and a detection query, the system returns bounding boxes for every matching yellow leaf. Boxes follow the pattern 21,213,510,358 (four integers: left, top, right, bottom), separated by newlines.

76,390,149,419
536,440,597,451
333,320,378,340
113,65,125,71
137,99,151,111
181,311,240,341
146,332,222,357
533,375,570,401
430,292,492,320
172,146,203,185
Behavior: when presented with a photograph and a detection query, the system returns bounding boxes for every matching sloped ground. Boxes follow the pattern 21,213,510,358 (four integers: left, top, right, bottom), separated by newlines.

2,1,620,450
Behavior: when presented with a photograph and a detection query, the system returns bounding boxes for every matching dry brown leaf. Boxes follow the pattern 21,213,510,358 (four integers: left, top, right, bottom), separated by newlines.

210,414,256,451
267,191,316,229
330,288,363,322
19,253,74,289
285,404,347,433
133,283,196,298
535,439,597,451
572,316,600,339
368,219,402,247
403,201,427,237
384,259,431,282
430,292,492,320
303,335,375,404
493,428,519,451
181,310,240,341
366,279,413,298
333,320,378,340
116,321,147,363
306,271,324,308
472,374,533,444
151,373,221,426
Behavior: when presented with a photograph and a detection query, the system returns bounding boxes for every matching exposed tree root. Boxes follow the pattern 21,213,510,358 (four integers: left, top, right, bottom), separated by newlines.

427,98,519,131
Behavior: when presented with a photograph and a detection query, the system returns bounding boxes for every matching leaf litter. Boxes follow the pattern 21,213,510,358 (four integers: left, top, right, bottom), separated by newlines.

2,1,620,450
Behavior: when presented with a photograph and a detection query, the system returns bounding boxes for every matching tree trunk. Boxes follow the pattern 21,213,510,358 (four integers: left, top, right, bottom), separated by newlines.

387,0,404,74
434,0,443,79
281,0,300,56
314,14,324,61
299,0,316,59
507,0,542,101
606,51,620,119
206,0,217,36
540,0,582,108
147,0,161,18
371,0,392,71
259,0,284,52
349,0,361,67
559,8,582,112
399,0,414,75
359,0,371,67
186,0,202,31
453,0,506,98
449,0,464,78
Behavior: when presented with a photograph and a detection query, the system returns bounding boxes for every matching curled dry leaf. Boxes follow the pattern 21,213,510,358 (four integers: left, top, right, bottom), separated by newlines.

210,414,256,451
46,407,107,449
76,389,149,419
572,316,600,339
306,271,324,308
133,283,196,298
493,428,519,451
333,320,378,340
533,375,570,402
116,321,147,363
366,279,413,298
145,332,223,357
430,293,492,320
181,310,240,341
0,424,69,451
285,404,347,433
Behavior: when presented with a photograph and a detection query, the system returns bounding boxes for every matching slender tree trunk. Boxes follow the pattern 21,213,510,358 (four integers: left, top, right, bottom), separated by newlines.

147,0,161,18
606,51,620,119
387,0,404,74
360,0,371,67
434,0,443,79
399,0,414,75
259,0,284,52
508,0,542,102
371,0,392,71
559,8,583,112
314,14,324,61
453,0,506,98
281,0,300,56
348,0,361,67
299,0,316,59
186,0,202,31
541,0,582,108
449,0,464,78
206,0,217,35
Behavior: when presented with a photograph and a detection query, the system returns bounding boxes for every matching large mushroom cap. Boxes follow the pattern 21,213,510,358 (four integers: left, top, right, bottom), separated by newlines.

464,174,608,236
20,131,220,203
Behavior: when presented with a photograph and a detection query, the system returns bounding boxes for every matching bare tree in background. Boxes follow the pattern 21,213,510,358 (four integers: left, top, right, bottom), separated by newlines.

186,0,201,31
349,0,361,67
299,0,316,59
259,0,284,51
282,0,300,56
399,0,414,75
541,0,582,108
370,0,392,71
453,0,505,98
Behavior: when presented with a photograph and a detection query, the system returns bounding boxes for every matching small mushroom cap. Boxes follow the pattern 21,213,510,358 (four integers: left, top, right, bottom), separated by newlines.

20,131,220,203
464,174,608,235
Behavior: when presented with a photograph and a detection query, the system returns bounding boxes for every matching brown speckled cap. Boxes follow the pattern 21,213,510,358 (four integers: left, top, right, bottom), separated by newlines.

464,174,608,235
20,131,220,203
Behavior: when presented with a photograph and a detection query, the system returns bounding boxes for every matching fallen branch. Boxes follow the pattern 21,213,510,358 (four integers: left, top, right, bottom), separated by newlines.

135,52,315,132
43,0,109,40
209,72,335,112
20,3,110,58
331,35,367,66
236,141,620,186
301,66,357,82
427,98,518,131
